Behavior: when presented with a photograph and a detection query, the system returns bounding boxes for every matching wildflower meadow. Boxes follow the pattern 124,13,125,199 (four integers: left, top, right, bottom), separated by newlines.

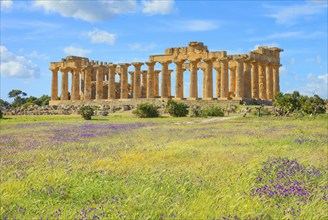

1,114,327,219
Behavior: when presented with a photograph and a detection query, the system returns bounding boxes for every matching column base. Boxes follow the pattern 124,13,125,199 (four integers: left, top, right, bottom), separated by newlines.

187,97,198,100
233,97,243,101
173,97,184,100
218,97,229,100
202,97,214,101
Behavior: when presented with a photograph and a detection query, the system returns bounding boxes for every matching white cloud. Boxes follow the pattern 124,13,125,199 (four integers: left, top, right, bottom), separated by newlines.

86,29,116,45
1,0,13,11
130,43,156,51
300,73,328,98
289,58,296,65
0,46,40,78
33,0,137,22
249,31,323,41
264,1,327,25
305,55,322,63
27,51,50,61
142,0,175,15
63,46,91,57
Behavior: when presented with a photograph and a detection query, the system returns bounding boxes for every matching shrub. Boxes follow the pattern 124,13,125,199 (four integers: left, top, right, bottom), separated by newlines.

80,106,94,120
166,99,189,117
189,107,201,117
0,109,3,119
132,103,159,118
200,105,224,117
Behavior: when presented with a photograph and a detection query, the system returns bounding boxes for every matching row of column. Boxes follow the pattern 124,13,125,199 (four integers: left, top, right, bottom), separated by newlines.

51,60,280,101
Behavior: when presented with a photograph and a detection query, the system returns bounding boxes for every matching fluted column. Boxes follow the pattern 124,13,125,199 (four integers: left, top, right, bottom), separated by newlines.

258,62,267,100
141,70,147,97
251,61,259,99
129,71,134,98
189,59,199,100
160,61,171,98
96,63,104,100
243,60,251,98
215,67,221,98
71,69,80,100
266,63,273,100
174,60,185,99
146,62,155,98
272,64,280,96
154,70,160,97
83,66,92,100
234,58,244,99
108,64,117,99
168,70,174,97
229,65,236,97
60,68,69,100
219,59,228,100
80,69,85,100
204,58,214,100
119,63,130,99
132,62,143,99
50,68,58,101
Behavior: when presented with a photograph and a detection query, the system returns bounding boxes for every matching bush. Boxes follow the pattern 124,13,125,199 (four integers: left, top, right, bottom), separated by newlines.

132,103,159,118
166,99,189,117
200,105,224,117
80,106,94,120
189,107,202,117
0,109,3,119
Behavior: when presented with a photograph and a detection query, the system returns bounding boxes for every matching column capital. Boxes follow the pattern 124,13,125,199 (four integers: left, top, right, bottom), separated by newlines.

59,67,71,72
159,60,171,66
174,59,186,65
108,63,117,69
129,71,135,75
203,57,215,63
145,61,155,67
189,58,201,64
154,70,161,75
118,63,131,68
132,62,144,67
168,69,173,74
49,67,59,72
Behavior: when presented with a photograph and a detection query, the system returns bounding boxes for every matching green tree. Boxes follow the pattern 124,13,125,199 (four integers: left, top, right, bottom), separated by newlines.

0,99,10,110
8,90,27,98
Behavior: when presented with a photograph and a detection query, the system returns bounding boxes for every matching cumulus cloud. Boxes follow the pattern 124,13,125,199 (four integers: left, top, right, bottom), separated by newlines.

27,51,50,61
87,29,116,45
0,46,40,78
33,0,137,22
300,73,328,98
264,1,327,25
63,46,91,57
142,0,175,15
0,0,13,11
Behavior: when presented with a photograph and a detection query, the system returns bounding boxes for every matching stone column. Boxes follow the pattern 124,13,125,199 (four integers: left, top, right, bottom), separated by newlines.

243,60,252,98
160,61,171,98
96,63,104,100
174,60,185,99
108,64,117,99
201,67,206,99
141,70,147,97
251,61,259,99
83,66,92,100
119,63,130,99
272,64,280,96
229,65,236,96
60,68,69,100
204,58,214,100
258,62,267,100
50,68,58,101
132,62,143,99
266,63,273,100
219,59,229,100
215,67,221,98
80,69,85,100
154,70,160,97
234,58,244,99
71,69,80,100
189,59,199,100
129,71,134,98
146,62,155,98
167,70,173,97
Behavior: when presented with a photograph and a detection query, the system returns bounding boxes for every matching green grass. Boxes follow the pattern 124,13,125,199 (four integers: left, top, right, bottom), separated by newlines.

1,114,327,219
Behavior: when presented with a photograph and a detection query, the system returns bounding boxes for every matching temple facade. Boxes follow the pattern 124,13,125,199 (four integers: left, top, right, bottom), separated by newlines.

49,42,283,105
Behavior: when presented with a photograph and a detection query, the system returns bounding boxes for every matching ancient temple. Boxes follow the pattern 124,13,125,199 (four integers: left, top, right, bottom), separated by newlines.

49,42,283,105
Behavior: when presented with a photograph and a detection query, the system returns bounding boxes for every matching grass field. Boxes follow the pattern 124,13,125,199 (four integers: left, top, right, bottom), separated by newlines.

1,113,327,219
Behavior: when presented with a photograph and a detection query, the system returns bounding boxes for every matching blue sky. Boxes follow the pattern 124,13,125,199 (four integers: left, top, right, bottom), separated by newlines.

1,0,327,101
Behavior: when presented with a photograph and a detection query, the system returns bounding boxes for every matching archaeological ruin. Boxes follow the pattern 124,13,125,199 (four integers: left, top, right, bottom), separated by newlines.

49,42,283,105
